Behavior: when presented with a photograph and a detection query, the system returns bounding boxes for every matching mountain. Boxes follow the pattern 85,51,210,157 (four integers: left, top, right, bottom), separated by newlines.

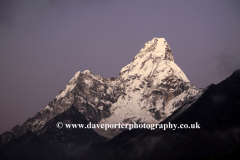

100,38,200,129
84,70,240,160
0,105,107,160
0,37,200,144
37,104,108,159
1,38,239,160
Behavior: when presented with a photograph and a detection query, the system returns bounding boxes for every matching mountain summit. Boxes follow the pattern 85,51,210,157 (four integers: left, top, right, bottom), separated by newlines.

120,38,175,78
99,38,200,137
0,38,200,144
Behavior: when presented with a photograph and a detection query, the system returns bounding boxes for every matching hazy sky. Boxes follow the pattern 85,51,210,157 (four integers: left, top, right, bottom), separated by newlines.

0,0,240,134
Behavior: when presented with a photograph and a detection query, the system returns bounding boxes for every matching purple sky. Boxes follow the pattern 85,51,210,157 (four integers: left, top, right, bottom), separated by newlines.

0,0,240,134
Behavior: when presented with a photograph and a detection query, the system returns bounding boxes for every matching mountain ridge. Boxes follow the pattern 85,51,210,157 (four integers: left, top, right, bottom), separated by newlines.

0,37,200,145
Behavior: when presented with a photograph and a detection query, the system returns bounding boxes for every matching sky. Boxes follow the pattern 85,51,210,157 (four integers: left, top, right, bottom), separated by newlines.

0,0,240,134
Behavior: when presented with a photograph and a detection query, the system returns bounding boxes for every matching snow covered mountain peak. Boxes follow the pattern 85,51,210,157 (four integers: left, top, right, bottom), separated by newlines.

0,37,202,143
98,38,200,138
119,38,188,82
83,70,92,75
138,37,173,61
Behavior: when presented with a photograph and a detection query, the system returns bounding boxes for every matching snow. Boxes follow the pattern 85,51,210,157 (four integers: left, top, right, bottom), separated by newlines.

55,71,80,100
83,70,92,74
56,83,76,100
41,105,54,112
164,87,201,117
42,105,50,111
152,38,166,58
100,37,199,127
98,106,103,111
119,37,189,83
84,79,93,87
167,61,190,82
